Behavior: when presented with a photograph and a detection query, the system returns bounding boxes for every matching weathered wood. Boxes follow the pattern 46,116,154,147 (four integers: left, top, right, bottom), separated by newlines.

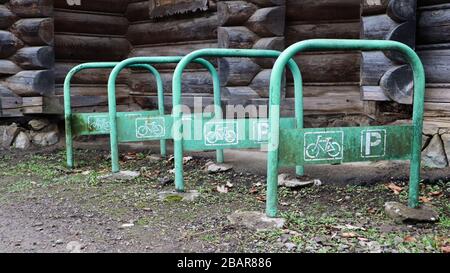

55,35,130,61
129,71,215,95
10,18,54,46
361,52,395,85
286,0,360,21
54,10,128,36
0,86,20,98
418,7,450,45
292,52,360,83
54,0,128,14
126,1,149,22
129,41,218,70
54,62,130,85
9,0,53,17
127,14,218,45
0,5,17,29
149,0,208,18
4,69,54,96
0,30,23,58
12,46,54,69
54,84,131,96
285,85,364,114
218,26,259,49
245,6,285,37
418,49,450,83
219,57,261,86
218,1,257,26
361,14,398,40
380,65,413,104
362,0,389,15
0,59,21,74
286,21,360,45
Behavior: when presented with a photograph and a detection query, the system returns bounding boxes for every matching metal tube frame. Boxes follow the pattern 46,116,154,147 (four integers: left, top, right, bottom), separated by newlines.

64,62,164,169
107,57,223,173
172,48,304,192
266,39,426,217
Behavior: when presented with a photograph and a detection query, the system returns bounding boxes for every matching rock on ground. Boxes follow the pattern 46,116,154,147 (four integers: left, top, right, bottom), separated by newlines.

2,123,20,148
28,119,50,131
31,131,59,147
206,162,233,173
441,133,450,163
158,190,201,202
227,211,285,231
278,173,322,188
384,202,439,223
13,131,31,150
100,171,140,181
421,134,448,168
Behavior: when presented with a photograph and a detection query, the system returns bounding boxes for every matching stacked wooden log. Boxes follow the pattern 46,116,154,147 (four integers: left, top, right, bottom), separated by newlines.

126,0,217,109
416,0,450,168
0,0,54,116
360,0,417,104
284,0,362,116
217,0,286,100
52,0,134,113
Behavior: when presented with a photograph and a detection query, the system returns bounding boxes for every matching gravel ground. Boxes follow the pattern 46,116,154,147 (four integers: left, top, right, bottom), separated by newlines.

0,148,448,253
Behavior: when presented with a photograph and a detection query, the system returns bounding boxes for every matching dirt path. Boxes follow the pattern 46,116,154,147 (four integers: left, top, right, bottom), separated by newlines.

0,148,448,253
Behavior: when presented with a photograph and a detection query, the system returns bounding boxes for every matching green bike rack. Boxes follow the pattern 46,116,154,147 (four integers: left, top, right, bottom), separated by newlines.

266,39,426,217
107,56,223,173
172,49,305,192
64,62,165,168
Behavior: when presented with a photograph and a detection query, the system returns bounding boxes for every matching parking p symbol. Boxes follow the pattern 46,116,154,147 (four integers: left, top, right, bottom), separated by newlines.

361,129,386,158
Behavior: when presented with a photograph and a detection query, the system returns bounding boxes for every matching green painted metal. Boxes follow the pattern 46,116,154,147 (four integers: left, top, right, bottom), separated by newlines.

172,49,304,192
107,57,223,173
64,62,164,168
266,39,426,217
278,125,413,165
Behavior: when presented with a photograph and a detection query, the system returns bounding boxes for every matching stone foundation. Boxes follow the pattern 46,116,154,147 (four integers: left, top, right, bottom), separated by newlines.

0,119,60,150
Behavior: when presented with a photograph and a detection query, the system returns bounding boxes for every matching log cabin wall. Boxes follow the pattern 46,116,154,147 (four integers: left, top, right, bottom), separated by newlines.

361,0,417,108
284,0,363,121
217,0,286,107
0,0,54,117
417,0,450,128
126,0,218,111
52,0,132,114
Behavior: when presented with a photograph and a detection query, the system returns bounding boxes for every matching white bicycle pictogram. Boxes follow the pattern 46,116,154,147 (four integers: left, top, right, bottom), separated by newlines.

136,120,164,138
205,125,237,145
88,118,110,132
306,136,342,159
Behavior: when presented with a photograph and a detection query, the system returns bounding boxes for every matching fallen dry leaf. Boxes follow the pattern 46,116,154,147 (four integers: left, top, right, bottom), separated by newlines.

249,187,259,194
386,183,403,195
429,191,443,197
419,196,432,203
226,182,234,188
342,232,358,238
217,185,228,193
441,245,450,253
403,236,416,243
256,195,266,202
183,156,193,164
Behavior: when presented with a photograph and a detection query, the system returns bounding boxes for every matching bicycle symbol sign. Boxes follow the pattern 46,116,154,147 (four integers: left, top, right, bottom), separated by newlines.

304,131,344,161
87,116,110,133
204,121,239,146
135,117,165,139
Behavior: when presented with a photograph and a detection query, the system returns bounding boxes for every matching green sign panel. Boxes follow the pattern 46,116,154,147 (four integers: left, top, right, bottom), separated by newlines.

71,110,165,140
183,117,296,151
279,125,413,166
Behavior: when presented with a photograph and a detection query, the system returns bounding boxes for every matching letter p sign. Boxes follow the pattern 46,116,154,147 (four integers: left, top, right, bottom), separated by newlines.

361,129,386,158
